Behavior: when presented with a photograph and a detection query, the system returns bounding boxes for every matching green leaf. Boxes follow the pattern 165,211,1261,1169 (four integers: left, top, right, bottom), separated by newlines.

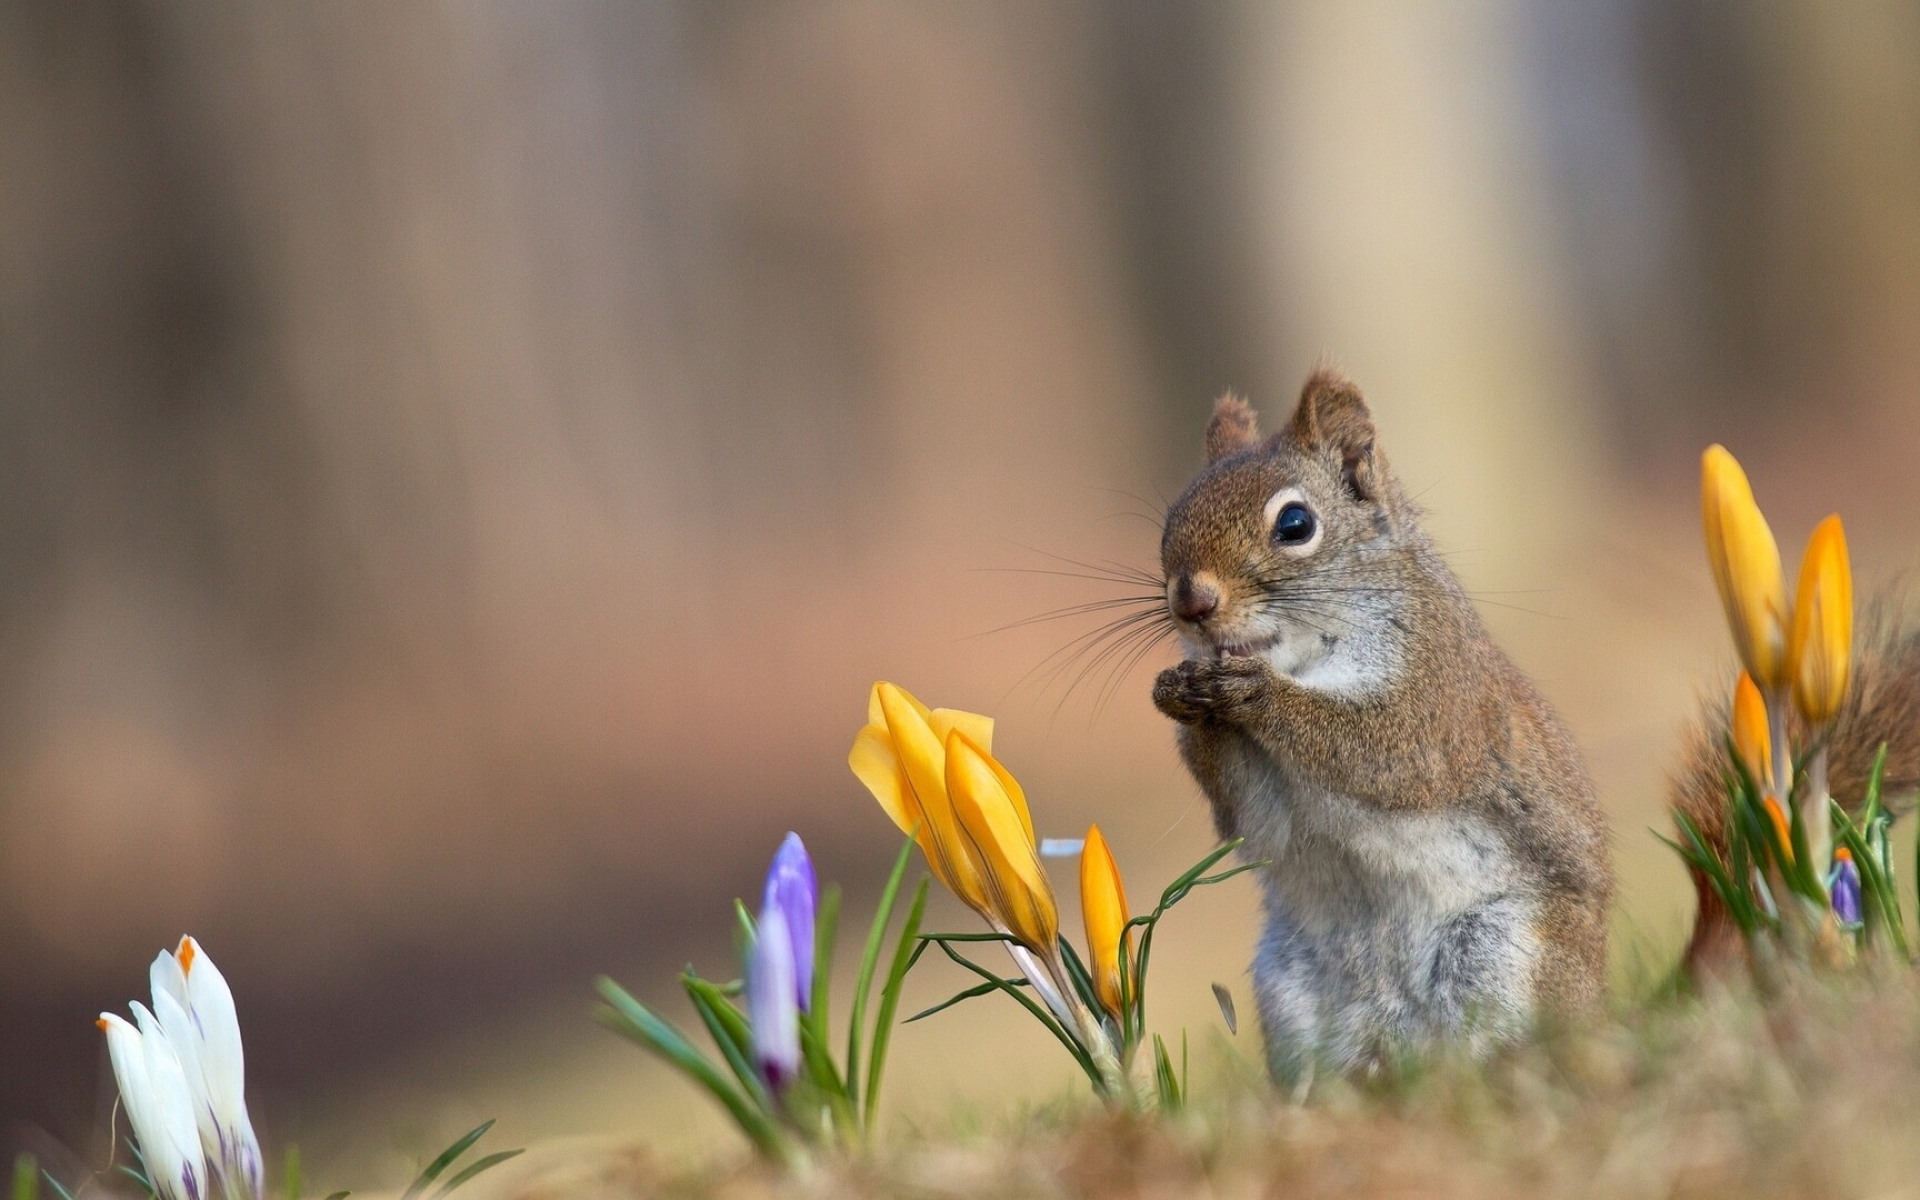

1151,1034,1182,1111
846,831,918,1111
323,1193,351,1200
913,931,1020,944
39,1173,74,1200
810,883,841,1048
734,900,758,964
681,974,771,1106
863,878,930,1128
796,999,850,1099
1106,838,1264,1039
1154,841,1240,907
595,977,786,1156
1056,937,1102,1017
925,939,1099,1085
282,1145,301,1200
904,978,1014,1023
117,1165,154,1199
400,1120,495,1200
429,1150,525,1200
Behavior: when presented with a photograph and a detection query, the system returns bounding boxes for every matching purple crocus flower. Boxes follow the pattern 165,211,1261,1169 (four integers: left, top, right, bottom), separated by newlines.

747,904,801,1092
1830,849,1863,927
761,833,816,1010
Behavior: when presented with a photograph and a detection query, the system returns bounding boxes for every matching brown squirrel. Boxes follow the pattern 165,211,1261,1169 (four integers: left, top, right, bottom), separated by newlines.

1153,369,1920,1081
1151,369,1613,1082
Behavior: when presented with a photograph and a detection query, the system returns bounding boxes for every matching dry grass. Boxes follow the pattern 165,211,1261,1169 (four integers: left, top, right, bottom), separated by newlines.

467,969,1920,1200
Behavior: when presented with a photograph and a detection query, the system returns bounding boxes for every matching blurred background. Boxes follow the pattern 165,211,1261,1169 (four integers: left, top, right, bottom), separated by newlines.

6,0,1920,1181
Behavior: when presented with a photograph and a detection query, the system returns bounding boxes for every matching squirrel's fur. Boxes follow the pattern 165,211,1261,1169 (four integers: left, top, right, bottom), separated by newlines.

1153,371,1612,1082
1670,595,1920,971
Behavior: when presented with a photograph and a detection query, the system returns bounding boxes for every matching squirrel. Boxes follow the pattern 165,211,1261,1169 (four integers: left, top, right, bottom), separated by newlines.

1150,369,1613,1083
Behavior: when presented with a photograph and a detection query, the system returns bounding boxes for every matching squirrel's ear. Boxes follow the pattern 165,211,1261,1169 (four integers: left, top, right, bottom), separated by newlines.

1288,369,1382,501
1204,392,1261,463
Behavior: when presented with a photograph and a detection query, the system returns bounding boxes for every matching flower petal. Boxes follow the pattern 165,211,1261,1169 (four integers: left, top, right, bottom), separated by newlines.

944,730,1057,952
1789,515,1852,728
175,940,263,1200
1080,824,1130,1017
928,708,994,757
878,684,989,910
1701,446,1789,689
1731,672,1772,786
761,833,817,1010
746,906,800,1091
103,1007,207,1200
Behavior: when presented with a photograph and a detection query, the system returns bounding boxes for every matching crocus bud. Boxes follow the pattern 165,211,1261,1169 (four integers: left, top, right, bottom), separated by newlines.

746,905,801,1092
98,1011,208,1200
1079,825,1130,1018
1789,515,1853,728
1763,796,1794,863
1731,672,1771,786
760,833,817,1010
1702,446,1789,689
1829,847,1863,927
150,939,263,1200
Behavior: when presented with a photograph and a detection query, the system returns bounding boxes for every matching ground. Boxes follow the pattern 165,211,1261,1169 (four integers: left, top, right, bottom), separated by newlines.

456,969,1920,1200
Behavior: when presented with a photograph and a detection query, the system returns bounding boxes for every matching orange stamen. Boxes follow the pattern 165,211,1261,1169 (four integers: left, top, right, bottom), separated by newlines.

178,937,196,976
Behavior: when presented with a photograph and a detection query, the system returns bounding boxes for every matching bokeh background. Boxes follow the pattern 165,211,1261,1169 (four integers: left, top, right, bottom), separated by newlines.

6,0,1920,1181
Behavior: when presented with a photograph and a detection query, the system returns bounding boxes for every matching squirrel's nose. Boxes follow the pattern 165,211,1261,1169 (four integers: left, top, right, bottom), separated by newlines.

1171,574,1220,623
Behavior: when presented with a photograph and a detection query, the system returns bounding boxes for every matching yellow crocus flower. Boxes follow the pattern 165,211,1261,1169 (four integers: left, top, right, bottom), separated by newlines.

1701,445,1790,689
848,682,996,910
1731,671,1772,786
944,730,1058,954
1079,824,1130,1018
1789,515,1853,728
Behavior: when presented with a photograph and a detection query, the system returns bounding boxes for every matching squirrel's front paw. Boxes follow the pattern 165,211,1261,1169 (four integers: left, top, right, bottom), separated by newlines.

1153,657,1273,725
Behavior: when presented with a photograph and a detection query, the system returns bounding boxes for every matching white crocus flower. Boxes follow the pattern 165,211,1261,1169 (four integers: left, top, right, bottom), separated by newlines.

97,1011,208,1200
148,938,264,1200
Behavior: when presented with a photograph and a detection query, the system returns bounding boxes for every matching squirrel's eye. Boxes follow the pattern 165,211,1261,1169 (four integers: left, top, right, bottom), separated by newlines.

1273,502,1316,545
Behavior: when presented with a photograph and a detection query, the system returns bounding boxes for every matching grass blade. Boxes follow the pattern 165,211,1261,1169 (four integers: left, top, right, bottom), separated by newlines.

429,1150,524,1200
928,939,1098,1084
1152,1034,1181,1111
400,1121,495,1200
846,832,917,1110
595,978,785,1156
863,878,929,1127
1056,937,1102,1016
810,883,841,1047
13,1155,38,1200
681,974,770,1105
904,979,1011,1023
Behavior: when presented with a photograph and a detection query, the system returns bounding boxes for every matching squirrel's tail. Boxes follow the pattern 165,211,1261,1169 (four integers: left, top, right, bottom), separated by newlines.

1673,592,1920,973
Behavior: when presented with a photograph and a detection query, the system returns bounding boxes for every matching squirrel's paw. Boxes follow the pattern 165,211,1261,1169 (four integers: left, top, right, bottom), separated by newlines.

1153,657,1272,724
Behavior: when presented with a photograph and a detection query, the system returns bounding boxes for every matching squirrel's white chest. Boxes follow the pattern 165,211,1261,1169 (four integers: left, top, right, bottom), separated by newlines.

1225,735,1521,915
1220,735,1542,1071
